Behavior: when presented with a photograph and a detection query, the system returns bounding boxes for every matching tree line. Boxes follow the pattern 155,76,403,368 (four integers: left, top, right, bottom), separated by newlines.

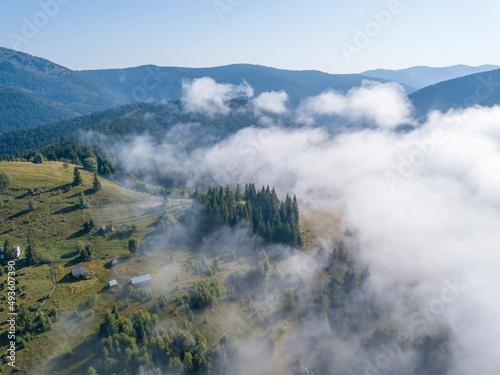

190,184,303,247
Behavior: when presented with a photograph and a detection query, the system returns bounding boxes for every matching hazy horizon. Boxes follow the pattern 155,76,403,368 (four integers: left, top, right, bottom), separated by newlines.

2,0,500,74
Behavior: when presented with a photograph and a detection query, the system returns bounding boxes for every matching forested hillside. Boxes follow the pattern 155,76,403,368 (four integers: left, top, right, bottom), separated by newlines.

0,100,289,156
0,48,121,131
0,48,120,112
0,85,79,132
410,68,500,116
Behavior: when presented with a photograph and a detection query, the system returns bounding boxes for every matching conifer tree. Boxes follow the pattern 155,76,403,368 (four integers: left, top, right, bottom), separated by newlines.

73,166,83,186
93,173,102,191
26,235,36,264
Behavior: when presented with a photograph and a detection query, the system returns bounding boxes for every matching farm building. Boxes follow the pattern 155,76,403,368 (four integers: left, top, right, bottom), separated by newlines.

71,265,87,278
109,279,118,288
0,246,21,259
111,259,118,267
131,274,152,286
102,224,114,233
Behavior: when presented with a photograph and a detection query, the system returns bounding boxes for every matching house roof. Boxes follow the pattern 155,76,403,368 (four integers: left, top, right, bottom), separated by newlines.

103,224,113,230
131,274,152,285
71,265,87,277
109,279,118,287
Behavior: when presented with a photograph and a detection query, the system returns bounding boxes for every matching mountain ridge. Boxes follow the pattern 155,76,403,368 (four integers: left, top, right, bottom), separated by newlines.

362,64,500,91
409,68,500,117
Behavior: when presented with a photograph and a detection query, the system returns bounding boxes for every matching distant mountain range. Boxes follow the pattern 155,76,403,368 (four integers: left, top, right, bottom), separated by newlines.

409,68,500,117
2,47,500,135
0,47,409,132
362,65,500,92
79,64,414,107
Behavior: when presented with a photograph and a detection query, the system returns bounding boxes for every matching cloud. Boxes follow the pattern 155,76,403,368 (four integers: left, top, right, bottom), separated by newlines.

251,90,289,115
181,77,253,116
184,105,500,374
89,84,500,373
297,80,414,129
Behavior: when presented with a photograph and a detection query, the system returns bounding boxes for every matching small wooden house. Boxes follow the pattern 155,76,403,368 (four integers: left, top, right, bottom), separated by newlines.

131,274,152,286
108,279,118,288
102,224,114,233
71,265,87,278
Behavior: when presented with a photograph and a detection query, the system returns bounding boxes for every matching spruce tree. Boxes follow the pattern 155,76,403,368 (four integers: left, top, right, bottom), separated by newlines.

0,171,12,193
3,238,12,259
26,235,36,265
73,166,83,186
3,239,9,251
93,173,102,191
79,191,89,208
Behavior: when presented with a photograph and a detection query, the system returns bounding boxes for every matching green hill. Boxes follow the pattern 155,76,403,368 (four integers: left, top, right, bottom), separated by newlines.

0,162,451,375
0,161,167,259
0,85,79,132
0,161,338,375
0,48,121,132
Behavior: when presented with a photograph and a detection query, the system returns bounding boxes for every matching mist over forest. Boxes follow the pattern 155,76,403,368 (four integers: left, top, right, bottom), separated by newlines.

1,4,500,371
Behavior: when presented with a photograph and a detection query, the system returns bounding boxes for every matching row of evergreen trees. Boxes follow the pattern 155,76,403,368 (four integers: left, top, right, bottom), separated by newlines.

193,184,303,247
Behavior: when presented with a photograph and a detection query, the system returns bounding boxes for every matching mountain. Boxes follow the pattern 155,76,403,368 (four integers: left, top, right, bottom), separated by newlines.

0,47,120,115
0,100,296,156
362,64,500,92
0,47,415,133
409,68,500,117
80,64,414,106
0,85,79,132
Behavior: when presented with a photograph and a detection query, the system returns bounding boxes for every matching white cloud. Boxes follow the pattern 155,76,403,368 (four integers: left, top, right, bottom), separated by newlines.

193,105,500,374
99,85,500,373
251,90,289,115
297,80,414,128
181,77,253,116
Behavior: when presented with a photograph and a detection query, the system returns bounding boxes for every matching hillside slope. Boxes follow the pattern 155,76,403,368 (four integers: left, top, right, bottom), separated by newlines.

0,162,354,375
0,161,166,259
0,101,295,156
0,85,79,132
409,68,500,117
0,47,120,130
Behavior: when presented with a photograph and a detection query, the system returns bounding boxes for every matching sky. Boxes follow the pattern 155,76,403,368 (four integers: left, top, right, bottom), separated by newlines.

0,0,499,74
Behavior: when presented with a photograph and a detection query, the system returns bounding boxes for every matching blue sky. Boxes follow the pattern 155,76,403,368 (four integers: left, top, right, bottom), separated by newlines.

1,0,499,73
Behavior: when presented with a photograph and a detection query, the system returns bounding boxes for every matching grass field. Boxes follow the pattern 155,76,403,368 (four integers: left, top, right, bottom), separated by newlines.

0,161,170,260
